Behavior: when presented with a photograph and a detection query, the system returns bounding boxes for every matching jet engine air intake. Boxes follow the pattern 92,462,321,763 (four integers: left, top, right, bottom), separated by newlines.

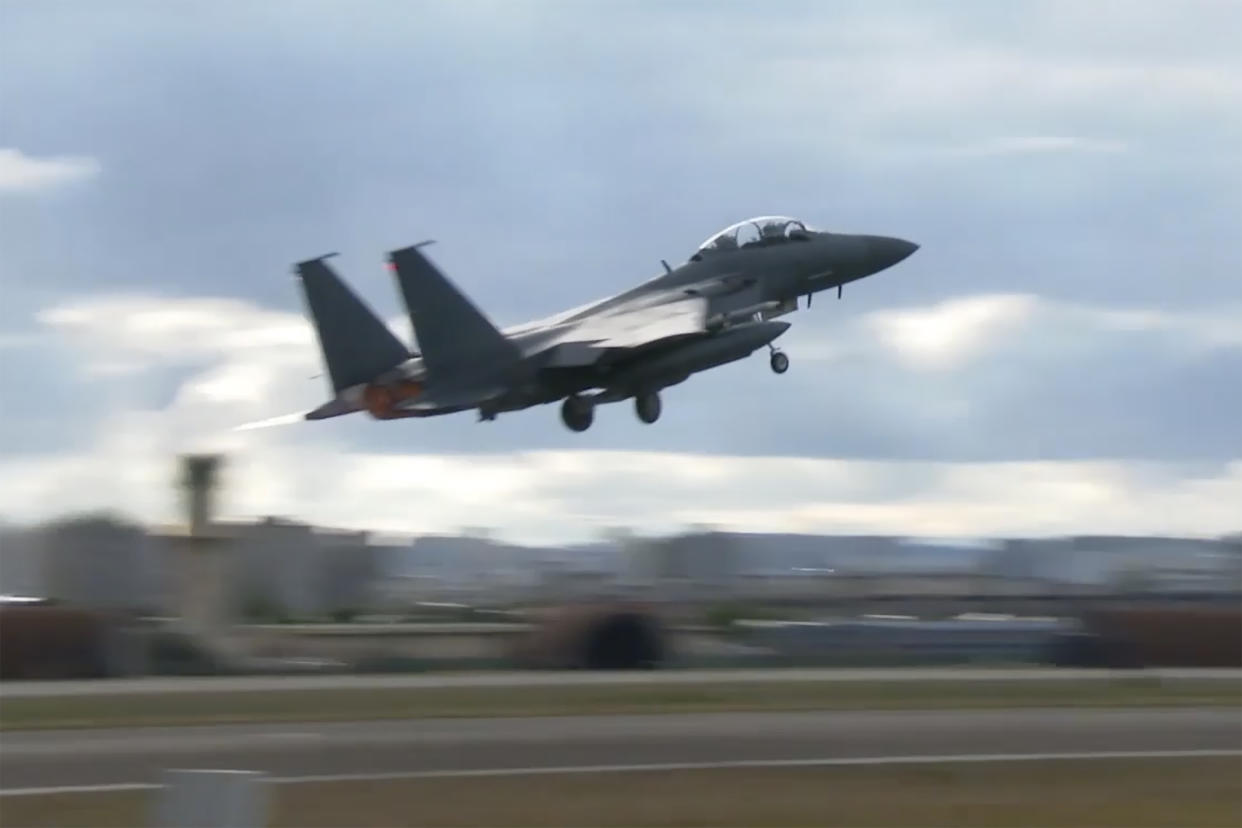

361,381,424,419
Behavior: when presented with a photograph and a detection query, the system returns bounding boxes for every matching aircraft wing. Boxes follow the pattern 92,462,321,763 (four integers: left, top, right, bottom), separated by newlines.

527,293,708,368
567,293,708,348
528,269,771,366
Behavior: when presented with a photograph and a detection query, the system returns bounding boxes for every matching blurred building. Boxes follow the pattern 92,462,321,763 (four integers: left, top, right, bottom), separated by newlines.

726,533,983,576
1223,534,1242,586
618,532,996,602
1070,535,1237,592
5,513,1237,621
315,527,380,616
389,533,626,604
37,515,169,613
228,518,380,619
0,523,45,597
978,535,1241,594
228,517,316,619
626,531,742,598
980,538,1099,586
398,534,528,589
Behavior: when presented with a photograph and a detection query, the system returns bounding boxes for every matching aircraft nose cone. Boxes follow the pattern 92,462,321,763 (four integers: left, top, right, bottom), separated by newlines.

865,236,919,271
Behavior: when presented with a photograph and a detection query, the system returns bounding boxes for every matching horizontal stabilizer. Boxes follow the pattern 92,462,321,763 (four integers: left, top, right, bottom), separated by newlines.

305,397,362,420
295,255,411,393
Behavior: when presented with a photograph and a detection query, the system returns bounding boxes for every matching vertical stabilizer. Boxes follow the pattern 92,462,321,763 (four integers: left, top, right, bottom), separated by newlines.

387,244,520,385
295,255,410,393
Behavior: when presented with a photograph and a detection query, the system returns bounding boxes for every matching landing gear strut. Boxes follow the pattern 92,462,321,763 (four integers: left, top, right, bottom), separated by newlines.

560,395,594,432
769,349,789,374
634,390,661,424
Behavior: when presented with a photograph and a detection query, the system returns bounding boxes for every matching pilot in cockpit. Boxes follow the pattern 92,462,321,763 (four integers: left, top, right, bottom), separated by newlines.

760,221,787,242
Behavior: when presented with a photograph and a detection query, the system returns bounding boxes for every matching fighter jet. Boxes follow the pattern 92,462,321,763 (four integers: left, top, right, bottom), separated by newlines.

269,216,917,433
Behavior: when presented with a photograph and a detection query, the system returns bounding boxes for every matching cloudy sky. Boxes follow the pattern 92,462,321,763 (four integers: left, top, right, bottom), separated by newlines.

1,0,1239,543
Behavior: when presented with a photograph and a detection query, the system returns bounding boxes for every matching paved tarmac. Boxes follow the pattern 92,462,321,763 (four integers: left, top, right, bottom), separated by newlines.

3,667,1240,698
2,708,1238,791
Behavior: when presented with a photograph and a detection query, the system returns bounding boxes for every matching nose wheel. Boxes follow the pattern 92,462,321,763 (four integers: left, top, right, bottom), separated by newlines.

635,390,661,424
769,349,789,374
560,395,594,432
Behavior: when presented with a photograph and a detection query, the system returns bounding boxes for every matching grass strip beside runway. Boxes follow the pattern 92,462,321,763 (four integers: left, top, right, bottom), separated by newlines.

4,756,1239,827
1,676,1237,730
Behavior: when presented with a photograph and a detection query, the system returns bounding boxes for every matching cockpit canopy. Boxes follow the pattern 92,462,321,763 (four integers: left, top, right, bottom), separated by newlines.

696,216,819,255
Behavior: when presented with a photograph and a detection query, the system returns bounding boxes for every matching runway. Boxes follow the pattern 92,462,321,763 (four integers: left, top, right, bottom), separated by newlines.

3,708,1238,792
4,667,1240,698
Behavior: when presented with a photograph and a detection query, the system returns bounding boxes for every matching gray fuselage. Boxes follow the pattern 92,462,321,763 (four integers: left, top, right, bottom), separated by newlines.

489,229,918,412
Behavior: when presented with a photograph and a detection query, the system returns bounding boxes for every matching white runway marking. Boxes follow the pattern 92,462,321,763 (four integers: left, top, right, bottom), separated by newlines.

1,782,159,796
259,731,324,743
4,667,1239,698
3,749,1238,796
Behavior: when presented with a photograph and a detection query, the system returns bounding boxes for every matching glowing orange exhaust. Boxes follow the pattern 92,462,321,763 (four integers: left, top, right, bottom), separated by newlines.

362,381,424,419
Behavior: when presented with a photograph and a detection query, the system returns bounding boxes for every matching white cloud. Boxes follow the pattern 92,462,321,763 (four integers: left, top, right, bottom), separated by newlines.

6,290,1241,541
0,148,100,193
39,295,410,376
38,296,313,359
35,296,328,459
856,294,1242,372
674,459,1242,541
863,294,1039,370
272,453,1242,542
48,291,1242,385
1,433,1238,543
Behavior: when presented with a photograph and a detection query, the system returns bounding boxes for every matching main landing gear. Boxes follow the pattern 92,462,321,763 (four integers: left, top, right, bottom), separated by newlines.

769,348,789,374
560,395,594,432
635,390,661,424
561,390,663,432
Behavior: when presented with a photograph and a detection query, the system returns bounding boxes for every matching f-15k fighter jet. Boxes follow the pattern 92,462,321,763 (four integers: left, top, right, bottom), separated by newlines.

278,216,916,433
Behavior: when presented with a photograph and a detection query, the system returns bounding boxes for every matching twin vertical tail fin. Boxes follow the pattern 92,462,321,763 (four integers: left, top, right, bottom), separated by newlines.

295,255,411,394
268,247,516,428
387,244,520,390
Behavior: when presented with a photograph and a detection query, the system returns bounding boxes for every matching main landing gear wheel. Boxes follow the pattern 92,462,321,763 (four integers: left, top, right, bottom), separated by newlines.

770,350,790,374
635,391,662,424
560,395,594,432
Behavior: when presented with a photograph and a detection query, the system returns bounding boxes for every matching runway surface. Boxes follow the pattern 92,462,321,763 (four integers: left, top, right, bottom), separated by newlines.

4,667,1240,698
2,708,1238,791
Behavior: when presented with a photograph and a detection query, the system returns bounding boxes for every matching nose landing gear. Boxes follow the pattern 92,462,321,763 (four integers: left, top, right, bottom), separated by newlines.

769,348,789,374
